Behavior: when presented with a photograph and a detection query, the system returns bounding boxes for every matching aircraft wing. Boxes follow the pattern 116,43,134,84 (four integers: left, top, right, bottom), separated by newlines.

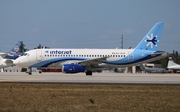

0,52,7,58
5,59,13,63
0,59,14,69
78,57,108,66
37,57,108,68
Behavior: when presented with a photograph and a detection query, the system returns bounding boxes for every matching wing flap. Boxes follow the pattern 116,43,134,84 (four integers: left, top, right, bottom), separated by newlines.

78,57,108,66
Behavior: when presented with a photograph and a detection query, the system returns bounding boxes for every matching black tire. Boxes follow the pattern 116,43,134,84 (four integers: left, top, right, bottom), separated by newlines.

39,70,42,74
86,71,92,76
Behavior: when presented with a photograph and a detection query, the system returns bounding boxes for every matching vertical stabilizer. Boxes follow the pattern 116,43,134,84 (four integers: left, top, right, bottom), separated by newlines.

9,41,24,53
135,22,164,51
5,41,25,59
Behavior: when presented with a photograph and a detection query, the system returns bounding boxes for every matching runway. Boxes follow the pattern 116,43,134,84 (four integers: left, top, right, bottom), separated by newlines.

0,72,180,84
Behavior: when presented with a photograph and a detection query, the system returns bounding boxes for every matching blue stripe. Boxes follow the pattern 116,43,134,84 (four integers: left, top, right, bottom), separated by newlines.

105,54,161,65
30,58,87,67
30,51,164,67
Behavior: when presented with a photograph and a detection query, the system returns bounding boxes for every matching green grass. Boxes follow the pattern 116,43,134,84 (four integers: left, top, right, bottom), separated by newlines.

0,83,180,112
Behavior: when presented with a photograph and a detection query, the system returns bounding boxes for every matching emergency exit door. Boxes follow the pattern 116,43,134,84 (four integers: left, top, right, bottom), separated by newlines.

128,52,134,62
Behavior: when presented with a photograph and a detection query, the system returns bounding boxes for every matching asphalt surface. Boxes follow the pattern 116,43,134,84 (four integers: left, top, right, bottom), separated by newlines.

0,72,180,84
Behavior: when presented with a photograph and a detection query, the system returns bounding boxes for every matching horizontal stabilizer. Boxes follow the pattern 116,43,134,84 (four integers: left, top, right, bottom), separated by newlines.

0,53,7,60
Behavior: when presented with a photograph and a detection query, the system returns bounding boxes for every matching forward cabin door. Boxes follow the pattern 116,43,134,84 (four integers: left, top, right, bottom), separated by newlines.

36,50,42,61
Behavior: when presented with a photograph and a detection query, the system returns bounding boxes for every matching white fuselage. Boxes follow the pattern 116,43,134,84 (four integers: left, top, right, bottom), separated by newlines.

13,48,168,69
12,22,167,75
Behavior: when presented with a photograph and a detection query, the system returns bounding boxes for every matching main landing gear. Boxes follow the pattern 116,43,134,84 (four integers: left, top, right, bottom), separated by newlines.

26,70,32,75
38,69,42,74
26,67,42,75
86,71,92,75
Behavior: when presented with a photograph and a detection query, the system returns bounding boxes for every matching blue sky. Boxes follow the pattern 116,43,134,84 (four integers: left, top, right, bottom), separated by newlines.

0,0,180,53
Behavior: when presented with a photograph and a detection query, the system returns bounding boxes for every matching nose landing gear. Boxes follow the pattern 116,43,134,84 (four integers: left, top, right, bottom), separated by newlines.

26,67,32,75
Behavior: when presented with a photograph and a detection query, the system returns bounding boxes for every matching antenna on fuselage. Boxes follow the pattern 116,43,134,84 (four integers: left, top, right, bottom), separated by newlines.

121,34,123,49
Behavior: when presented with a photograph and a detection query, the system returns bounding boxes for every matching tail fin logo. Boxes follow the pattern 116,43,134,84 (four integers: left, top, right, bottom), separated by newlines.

145,33,159,48
14,45,19,52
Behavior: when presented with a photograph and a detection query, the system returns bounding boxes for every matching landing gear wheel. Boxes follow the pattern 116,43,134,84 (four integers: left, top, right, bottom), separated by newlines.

28,72,32,75
86,71,92,76
39,70,42,74
27,67,32,75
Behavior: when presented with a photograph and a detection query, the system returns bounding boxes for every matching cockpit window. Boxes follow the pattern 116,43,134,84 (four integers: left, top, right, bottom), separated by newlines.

20,53,29,56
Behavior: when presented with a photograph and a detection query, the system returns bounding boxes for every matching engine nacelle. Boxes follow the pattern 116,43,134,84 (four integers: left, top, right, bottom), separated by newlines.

62,64,85,73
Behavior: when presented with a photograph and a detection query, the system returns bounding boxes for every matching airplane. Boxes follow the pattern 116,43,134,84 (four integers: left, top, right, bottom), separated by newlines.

13,22,168,75
167,57,180,72
0,41,25,69
140,64,170,73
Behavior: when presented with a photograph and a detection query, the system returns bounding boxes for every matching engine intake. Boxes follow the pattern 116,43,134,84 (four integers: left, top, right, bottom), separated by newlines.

62,64,85,73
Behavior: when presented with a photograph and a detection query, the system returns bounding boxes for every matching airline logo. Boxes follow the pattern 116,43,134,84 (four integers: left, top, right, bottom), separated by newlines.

8,45,19,54
45,50,72,54
145,33,159,48
14,45,19,52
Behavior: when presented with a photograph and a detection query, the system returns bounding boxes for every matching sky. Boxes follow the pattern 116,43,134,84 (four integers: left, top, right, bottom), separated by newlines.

0,0,180,53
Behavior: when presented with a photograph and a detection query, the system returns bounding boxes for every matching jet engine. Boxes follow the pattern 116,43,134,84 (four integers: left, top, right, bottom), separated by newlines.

62,64,85,73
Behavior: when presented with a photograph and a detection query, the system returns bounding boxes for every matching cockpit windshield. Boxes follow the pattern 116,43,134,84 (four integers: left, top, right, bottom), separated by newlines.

20,53,29,57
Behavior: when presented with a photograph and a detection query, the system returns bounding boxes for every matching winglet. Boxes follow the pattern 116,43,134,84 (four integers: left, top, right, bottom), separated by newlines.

135,22,164,51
